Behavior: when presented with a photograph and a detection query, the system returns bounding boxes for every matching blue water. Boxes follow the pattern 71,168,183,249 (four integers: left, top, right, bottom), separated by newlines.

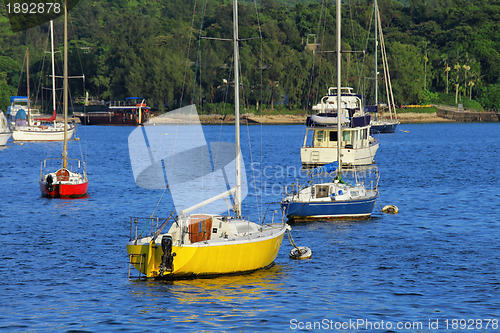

0,123,499,332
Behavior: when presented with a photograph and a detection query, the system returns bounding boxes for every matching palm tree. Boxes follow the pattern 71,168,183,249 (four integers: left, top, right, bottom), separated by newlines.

444,64,451,94
468,81,474,100
462,64,470,91
454,63,461,105
424,52,428,90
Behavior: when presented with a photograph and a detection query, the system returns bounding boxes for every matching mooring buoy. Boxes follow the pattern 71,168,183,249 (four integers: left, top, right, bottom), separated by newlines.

382,204,399,214
289,246,312,260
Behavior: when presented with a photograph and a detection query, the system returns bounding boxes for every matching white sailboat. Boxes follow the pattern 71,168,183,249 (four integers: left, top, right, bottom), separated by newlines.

12,30,74,142
126,0,287,279
0,112,11,146
282,0,379,221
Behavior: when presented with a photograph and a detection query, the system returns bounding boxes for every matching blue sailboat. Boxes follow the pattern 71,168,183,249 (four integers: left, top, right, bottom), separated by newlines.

281,0,379,221
281,163,378,221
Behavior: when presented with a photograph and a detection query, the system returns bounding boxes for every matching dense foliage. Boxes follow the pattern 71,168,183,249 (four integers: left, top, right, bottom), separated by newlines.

0,0,498,112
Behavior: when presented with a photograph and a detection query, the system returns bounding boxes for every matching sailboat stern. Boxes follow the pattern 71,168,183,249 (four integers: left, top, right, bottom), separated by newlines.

127,237,163,278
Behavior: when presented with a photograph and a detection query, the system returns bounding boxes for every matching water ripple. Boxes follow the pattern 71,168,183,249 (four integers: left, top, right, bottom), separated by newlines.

0,124,499,331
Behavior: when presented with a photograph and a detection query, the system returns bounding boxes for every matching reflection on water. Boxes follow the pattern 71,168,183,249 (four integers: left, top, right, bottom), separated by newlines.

51,196,91,209
1,124,499,331
130,264,285,303
127,265,286,329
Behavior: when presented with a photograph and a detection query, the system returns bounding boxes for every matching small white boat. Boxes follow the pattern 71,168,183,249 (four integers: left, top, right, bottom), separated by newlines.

6,96,44,126
0,112,11,146
310,112,348,125
312,87,364,113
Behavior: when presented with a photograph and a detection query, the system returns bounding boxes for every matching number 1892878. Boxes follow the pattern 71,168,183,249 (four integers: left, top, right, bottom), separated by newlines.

444,319,498,330
6,2,61,14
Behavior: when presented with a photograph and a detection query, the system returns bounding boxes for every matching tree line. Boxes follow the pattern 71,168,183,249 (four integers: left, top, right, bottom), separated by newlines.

0,0,498,113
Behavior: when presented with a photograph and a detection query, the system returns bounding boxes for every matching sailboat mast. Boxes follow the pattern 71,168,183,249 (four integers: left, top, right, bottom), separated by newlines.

233,0,242,218
62,0,68,168
374,0,378,107
26,48,31,126
50,20,56,125
336,0,342,175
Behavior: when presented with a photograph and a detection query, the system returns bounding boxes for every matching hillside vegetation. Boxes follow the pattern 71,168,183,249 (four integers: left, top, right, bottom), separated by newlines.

0,0,497,112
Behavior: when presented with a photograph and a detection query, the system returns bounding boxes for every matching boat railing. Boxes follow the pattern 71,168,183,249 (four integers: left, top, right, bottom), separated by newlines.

349,165,380,191
260,203,287,230
129,216,172,241
283,165,379,198
39,158,87,181
282,180,309,201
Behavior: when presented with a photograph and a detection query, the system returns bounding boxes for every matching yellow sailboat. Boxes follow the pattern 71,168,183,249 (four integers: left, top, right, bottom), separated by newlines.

128,214,286,278
126,0,287,279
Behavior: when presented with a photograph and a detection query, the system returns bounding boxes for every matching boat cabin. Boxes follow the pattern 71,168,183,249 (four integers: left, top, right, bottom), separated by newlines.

312,87,363,113
312,184,351,201
288,181,364,203
308,126,370,149
301,124,377,167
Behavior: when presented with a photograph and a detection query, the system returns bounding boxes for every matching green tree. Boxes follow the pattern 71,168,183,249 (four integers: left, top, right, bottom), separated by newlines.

388,41,424,104
0,56,21,110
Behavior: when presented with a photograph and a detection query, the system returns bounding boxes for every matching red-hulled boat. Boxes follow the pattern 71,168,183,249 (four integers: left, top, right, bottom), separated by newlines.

39,15,89,198
40,158,88,198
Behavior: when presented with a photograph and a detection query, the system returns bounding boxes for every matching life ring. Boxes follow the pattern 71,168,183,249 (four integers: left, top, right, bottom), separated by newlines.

40,125,48,130
56,168,70,181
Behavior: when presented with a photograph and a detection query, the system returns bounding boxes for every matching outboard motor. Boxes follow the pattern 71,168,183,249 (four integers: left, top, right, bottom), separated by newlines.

46,174,54,193
159,235,175,275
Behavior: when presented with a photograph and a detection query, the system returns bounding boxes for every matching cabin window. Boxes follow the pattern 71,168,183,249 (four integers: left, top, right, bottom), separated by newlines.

315,185,329,198
329,131,338,142
343,131,352,148
315,130,325,142
342,131,350,142
363,128,368,140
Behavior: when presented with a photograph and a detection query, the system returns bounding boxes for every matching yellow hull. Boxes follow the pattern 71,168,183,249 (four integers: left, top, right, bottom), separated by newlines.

127,230,286,279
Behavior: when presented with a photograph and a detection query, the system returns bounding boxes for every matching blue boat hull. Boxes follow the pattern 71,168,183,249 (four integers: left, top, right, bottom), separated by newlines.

370,122,398,133
281,196,377,221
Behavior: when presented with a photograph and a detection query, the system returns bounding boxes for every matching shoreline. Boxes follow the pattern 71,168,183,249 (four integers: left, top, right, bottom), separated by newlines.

68,109,498,126
192,112,453,125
